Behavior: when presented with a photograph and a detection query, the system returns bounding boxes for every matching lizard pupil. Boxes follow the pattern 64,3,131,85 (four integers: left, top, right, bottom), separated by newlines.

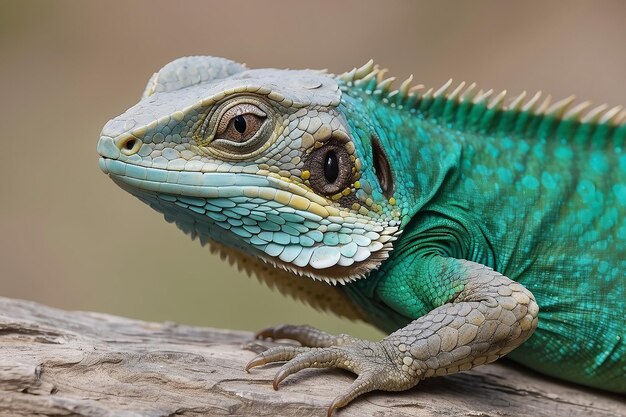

324,150,339,183
234,115,247,134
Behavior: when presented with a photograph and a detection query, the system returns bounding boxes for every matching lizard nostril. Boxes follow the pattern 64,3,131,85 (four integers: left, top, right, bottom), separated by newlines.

118,136,141,155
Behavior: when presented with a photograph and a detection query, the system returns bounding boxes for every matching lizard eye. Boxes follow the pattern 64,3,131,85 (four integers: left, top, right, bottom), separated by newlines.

305,142,354,196
202,98,277,159
324,150,339,183
216,104,267,143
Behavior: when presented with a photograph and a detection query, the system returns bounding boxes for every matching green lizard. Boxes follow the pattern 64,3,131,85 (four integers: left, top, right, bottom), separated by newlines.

97,56,625,414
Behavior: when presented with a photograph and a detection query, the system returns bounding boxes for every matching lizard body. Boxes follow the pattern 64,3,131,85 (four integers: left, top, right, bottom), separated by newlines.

98,57,625,413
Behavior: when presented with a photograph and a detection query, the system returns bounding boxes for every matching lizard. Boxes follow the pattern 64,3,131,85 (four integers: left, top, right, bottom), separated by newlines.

97,56,626,415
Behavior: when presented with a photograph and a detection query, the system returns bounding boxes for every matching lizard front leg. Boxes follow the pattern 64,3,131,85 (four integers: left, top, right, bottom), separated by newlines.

246,257,539,416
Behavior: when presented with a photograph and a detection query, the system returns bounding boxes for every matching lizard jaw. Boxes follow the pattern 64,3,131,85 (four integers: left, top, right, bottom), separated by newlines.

100,157,400,285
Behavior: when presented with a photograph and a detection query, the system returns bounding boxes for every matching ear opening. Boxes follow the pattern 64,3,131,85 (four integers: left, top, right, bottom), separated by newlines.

371,135,394,199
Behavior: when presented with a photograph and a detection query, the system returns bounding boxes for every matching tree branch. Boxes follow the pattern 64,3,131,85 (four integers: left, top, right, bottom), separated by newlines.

0,296,622,417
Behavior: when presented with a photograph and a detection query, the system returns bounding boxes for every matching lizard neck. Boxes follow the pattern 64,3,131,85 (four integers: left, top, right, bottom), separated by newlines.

340,92,465,228
340,86,626,330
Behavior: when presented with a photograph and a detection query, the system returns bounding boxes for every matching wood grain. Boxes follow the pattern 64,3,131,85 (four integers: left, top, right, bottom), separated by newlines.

0,296,623,417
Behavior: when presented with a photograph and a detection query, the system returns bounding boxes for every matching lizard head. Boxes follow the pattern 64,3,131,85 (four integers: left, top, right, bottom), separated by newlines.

97,56,403,286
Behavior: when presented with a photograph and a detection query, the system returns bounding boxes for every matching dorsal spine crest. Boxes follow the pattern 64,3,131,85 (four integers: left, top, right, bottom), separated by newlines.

338,60,625,144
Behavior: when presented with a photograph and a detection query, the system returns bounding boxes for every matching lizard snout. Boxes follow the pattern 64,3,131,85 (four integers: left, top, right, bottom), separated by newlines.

97,134,142,161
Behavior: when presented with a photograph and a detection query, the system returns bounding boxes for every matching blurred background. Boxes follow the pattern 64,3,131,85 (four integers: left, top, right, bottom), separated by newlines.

1,1,624,340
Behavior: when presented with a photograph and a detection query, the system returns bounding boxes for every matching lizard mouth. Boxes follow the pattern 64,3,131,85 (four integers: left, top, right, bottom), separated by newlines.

100,157,400,284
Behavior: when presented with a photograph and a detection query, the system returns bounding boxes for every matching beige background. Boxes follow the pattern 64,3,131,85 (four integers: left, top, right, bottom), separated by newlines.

1,1,624,340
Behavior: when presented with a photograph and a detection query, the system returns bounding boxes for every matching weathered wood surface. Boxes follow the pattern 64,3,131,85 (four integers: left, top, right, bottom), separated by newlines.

0,296,623,417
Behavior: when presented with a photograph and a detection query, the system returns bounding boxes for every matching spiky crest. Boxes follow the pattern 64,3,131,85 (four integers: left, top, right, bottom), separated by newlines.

338,60,625,143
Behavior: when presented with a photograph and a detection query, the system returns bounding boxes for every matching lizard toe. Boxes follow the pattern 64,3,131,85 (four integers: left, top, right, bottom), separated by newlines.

245,345,311,372
255,324,342,348
327,371,379,416
259,339,420,414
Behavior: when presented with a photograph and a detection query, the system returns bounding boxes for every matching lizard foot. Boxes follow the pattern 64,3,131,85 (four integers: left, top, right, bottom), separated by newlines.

246,266,538,416
246,325,418,416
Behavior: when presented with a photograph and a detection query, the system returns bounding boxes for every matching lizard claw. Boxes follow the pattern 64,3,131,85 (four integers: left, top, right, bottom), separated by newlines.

245,345,310,373
327,371,378,416
247,331,418,415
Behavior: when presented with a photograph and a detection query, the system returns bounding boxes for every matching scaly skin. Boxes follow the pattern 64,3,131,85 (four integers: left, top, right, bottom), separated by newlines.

251,260,537,416
97,56,625,414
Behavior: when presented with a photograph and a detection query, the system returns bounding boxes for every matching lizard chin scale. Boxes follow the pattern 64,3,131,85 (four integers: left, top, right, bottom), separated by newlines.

205,241,366,319
104,161,401,284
